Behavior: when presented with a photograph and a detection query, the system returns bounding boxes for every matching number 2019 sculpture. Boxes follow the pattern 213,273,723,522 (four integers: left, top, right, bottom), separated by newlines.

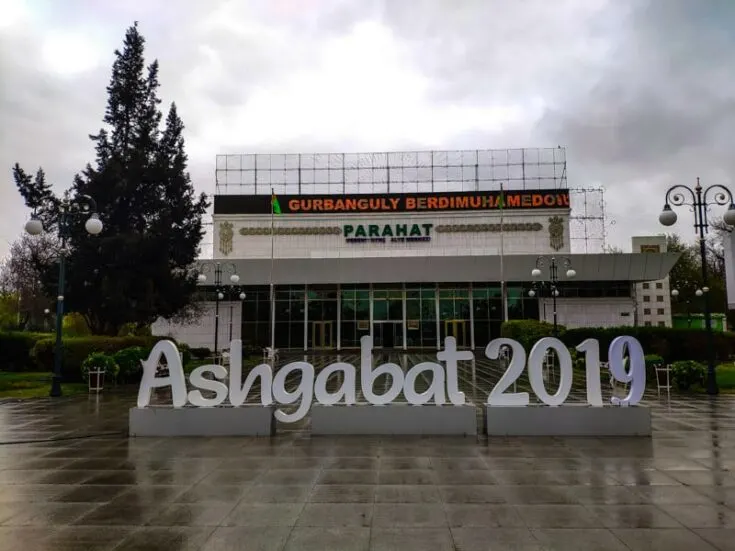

486,336,645,407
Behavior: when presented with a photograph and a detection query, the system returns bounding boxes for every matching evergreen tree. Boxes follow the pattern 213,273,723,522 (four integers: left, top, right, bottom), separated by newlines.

13,22,208,335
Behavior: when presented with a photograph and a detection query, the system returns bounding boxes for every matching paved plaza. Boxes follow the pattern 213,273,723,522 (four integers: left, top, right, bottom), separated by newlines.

1,353,735,550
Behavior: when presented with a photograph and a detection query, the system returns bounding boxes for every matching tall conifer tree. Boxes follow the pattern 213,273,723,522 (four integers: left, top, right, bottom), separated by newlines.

13,22,208,335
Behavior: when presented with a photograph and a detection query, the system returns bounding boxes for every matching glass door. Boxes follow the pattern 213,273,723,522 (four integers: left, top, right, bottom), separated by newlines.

311,321,334,349
373,321,403,349
444,320,468,348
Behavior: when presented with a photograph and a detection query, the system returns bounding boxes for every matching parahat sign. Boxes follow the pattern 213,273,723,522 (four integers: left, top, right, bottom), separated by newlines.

137,335,646,423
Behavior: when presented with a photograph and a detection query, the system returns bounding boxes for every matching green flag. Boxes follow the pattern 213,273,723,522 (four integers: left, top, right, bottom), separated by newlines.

271,192,282,215
497,185,504,209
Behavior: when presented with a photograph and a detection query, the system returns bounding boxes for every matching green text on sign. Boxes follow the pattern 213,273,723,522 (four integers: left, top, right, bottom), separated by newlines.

343,223,434,238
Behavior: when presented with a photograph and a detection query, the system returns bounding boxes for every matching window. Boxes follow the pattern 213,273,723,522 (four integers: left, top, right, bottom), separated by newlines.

658,321,666,327
640,244,661,253
642,283,650,289
645,321,652,326
656,295,664,302
655,282,663,289
643,308,651,315
643,295,650,302
657,308,665,315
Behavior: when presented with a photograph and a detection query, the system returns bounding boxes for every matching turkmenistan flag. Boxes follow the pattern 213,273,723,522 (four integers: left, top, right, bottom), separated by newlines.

271,191,282,215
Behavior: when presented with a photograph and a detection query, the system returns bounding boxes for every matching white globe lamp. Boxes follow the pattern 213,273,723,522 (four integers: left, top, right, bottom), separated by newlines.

85,215,103,235
659,205,677,226
25,218,43,235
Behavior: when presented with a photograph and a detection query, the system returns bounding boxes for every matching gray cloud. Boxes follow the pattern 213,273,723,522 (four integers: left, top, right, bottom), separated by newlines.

535,0,735,247
1,0,733,258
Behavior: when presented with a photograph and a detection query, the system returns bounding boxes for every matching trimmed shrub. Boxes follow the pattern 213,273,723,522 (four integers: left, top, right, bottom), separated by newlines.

30,336,171,382
112,346,147,384
178,343,192,366
0,332,53,371
62,313,91,337
81,352,119,382
670,360,706,390
117,323,152,337
500,320,565,352
644,354,665,381
190,347,210,359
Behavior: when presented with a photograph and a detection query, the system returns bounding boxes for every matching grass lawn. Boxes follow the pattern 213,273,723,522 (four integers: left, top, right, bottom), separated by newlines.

686,363,735,394
0,372,88,399
715,363,735,391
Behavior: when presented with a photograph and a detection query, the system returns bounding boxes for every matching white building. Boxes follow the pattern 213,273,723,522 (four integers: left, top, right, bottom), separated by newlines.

153,149,679,351
632,235,673,328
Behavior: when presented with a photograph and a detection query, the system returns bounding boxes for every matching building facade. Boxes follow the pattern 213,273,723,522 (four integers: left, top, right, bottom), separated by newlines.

152,150,680,351
632,236,673,328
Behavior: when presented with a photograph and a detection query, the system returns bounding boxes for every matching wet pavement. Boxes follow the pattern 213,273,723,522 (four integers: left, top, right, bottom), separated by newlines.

1,353,735,550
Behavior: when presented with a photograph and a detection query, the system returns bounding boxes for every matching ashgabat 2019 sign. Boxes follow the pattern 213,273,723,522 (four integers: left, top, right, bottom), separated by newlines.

137,335,646,423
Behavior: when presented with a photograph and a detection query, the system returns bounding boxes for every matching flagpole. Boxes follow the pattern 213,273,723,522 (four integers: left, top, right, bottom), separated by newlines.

269,188,275,358
500,183,508,322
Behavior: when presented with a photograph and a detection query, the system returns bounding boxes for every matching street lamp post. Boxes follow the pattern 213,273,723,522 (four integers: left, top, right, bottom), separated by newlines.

671,287,708,329
229,292,247,342
25,195,103,397
528,256,576,336
196,262,241,360
659,178,735,395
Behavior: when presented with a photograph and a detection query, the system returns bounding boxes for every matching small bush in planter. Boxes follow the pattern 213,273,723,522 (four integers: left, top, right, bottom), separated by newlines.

670,360,706,391
81,352,119,385
112,347,147,384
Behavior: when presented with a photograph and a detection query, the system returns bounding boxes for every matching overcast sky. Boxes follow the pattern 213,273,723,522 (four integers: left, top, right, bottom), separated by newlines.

1,0,734,259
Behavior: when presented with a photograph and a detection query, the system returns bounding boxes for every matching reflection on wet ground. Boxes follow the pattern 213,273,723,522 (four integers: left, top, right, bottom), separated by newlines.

1,352,734,550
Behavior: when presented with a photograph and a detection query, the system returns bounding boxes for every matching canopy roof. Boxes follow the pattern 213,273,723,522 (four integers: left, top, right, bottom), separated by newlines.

215,252,680,285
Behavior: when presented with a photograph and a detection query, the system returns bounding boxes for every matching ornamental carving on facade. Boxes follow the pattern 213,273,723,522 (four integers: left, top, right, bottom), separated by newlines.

238,226,342,236
548,216,564,251
219,221,234,256
435,223,542,233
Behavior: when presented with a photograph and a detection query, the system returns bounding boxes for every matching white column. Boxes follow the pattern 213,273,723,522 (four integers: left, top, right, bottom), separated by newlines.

435,285,440,350
337,283,341,351
369,284,374,340
469,282,475,350
303,285,308,352
402,284,407,350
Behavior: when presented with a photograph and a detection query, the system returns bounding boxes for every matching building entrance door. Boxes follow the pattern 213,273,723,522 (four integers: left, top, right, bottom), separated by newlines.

311,321,334,349
444,320,469,348
373,321,402,348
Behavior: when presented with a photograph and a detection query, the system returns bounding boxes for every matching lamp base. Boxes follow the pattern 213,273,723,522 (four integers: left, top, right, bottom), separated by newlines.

49,376,63,397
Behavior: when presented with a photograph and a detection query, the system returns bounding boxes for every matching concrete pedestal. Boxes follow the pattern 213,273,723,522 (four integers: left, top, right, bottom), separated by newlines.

129,406,276,437
485,404,651,436
311,404,478,435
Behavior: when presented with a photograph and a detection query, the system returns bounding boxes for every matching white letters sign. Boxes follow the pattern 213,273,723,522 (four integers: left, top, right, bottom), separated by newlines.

137,335,646,423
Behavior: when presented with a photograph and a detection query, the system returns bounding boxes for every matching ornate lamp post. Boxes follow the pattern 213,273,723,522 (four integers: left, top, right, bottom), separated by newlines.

671,287,708,329
195,262,242,360
659,178,735,395
25,194,103,397
528,256,576,336
43,308,51,332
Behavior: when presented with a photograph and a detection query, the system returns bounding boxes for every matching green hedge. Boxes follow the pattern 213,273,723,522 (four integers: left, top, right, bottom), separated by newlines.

499,320,565,352
499,321,735,364
560,326,735,364
30,336,174,382
0,332,54,371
